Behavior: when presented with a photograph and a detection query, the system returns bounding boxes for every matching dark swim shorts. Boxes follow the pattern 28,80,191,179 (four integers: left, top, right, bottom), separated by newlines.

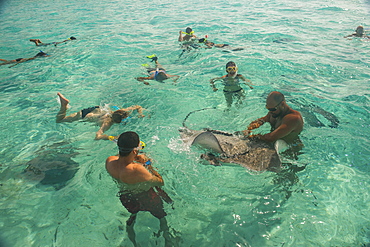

119,187,167,219
81,106,99,118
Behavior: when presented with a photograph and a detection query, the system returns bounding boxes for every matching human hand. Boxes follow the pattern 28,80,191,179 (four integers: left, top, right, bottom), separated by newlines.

212,88,218,92
248,134,261,139
179,30,182,34
248,119,264,130
242,129,251,136
144,81,150,85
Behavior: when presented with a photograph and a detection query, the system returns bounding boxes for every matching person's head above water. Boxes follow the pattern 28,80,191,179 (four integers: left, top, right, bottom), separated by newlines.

266,91,286,118
225,61,238,74
112,109,129,123
69,36,77,40
35,51,49,57
355,26,364,36
183,27,194,36
117,131,140,157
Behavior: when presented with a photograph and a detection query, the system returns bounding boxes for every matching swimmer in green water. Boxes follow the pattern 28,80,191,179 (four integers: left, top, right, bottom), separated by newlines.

210,61,253,108
198,36,245,51
0,51,49,67
178,27,197,42
136,55,179,85
56,92,145,140
344,26,370,39
30,36,77,46
106,131,178,247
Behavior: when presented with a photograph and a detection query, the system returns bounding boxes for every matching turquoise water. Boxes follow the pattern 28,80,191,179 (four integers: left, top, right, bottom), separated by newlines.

0,0,369,246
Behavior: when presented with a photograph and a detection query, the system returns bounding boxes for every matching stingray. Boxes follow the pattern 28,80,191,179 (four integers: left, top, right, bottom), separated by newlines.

22,141,79,190
179,108,281,172
290,99,340,128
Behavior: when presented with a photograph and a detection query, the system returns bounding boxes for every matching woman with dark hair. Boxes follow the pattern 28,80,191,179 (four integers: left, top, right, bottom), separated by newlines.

55,92,145,140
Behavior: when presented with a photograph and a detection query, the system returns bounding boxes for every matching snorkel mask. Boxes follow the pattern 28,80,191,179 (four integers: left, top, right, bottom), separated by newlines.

182,31,194,36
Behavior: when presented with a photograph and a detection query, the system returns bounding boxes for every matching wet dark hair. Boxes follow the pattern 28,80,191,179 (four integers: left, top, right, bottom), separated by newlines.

70,36,77,40
117,131,139,157
35,51,47,57
185,27,192,34
198,38,206,43
155,71,168,82
112,109,129,123
226,61,236,68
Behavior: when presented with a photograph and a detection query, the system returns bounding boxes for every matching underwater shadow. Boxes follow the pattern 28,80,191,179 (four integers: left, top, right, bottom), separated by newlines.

23,141,80,190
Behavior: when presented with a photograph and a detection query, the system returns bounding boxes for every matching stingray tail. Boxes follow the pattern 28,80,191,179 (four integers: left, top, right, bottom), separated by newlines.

182,107,216,128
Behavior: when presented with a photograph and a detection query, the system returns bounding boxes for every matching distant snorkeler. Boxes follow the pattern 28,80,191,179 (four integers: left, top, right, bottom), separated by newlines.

136,55,180,85
30,36,77,46
178,27,202,57
344,26,370,39
198,36,244,51
0,50,50,68
178,27,197,42
55,92,145,140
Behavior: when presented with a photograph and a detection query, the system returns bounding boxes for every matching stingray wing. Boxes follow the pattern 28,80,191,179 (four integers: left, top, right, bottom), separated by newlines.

191,131,224,153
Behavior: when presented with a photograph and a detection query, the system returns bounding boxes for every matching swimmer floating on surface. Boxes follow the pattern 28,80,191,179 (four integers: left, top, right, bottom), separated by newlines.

344,26,370,39
198,36,244,51
56,92,145,140
30,36,77,46
136,55,180,85
0,51,50,68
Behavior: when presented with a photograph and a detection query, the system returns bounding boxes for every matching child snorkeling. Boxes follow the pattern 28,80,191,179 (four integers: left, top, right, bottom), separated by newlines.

210,61,253,108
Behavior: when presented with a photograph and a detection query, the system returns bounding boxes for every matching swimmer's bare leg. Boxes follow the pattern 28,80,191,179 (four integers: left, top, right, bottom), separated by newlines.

126,214,138,247
56,92,80,122
159,217,179,247
155,60,164,70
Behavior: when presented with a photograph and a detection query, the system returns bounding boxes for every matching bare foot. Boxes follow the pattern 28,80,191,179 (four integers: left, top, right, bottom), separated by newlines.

57,92,69,107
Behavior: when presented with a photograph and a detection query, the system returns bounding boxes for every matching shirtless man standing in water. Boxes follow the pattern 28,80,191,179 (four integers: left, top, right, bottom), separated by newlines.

243,91,304,144
56,92,145,140
105,131,177,247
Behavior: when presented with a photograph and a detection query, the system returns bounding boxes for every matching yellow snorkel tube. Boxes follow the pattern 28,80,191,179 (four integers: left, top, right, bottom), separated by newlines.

182,31,194,36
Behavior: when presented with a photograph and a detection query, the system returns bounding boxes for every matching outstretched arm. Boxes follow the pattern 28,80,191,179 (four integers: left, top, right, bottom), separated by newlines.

210,76,225,91
167,74,180,82
95,120,114,140
8,57,35,68
258,114,299,142
178,31,184,42
242,114,269,136
136,76,153,85
239,75,253,89
124,105,145,118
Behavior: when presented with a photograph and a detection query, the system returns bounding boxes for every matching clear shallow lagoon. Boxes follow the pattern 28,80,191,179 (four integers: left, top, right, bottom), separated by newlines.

0,0,369,246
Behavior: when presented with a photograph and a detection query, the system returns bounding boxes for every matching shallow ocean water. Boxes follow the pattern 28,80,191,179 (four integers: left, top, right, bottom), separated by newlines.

0,0,369,246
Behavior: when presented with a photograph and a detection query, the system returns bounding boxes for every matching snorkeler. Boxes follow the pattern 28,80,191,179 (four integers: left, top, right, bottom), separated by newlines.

210,61,253,108
344,26,370,39
0,51,50,68
178,27,197,42
30,36,77,46
198,36,244,51
136,55,180,85
178,27,201,57
105,131,177,247
55,92,145,140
